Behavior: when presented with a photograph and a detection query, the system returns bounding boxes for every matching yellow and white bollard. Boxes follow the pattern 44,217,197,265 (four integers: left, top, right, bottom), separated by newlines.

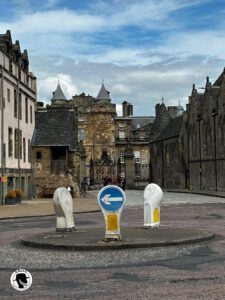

143,183,163,228
98,185,126,241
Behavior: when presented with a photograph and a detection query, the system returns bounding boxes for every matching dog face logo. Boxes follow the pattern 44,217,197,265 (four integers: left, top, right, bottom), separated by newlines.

10,269,32,291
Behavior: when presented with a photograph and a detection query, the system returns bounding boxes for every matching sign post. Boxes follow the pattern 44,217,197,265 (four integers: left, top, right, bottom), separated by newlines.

98,185,126,241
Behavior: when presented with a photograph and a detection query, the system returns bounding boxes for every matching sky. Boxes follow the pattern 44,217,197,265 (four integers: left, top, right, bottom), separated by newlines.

1,0,225,116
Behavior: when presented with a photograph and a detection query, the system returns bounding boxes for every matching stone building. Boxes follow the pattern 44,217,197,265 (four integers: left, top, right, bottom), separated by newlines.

71,87,156,188
150,114,184,188
32,84,81,197
33,82,157,191
0,30,37,204
70,83,117,185
115,101,155,188
149,101,184,188
180,69,225,191
150,68,225,192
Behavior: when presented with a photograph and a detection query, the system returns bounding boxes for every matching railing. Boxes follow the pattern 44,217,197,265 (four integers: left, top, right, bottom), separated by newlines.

115,137,149,143
51,160,68,174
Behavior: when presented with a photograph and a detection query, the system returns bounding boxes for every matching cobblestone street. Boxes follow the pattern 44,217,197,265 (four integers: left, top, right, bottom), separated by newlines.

0,192,225,299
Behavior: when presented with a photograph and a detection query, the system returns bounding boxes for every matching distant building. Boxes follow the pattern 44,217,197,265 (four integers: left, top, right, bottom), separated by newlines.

115,101,155,188
150,114,184,188
150,68,225,192
34,82,159,191
33,80,186,193
0,30,37,204
180,70,225,191
71,83,117,186
32,84,81,197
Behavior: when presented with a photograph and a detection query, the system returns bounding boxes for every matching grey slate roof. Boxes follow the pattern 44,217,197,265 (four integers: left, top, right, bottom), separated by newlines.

32,110,77,151
96,83,111,101
213,68,225,87
150,115,183,143
51,83,67,101
130,117,155,131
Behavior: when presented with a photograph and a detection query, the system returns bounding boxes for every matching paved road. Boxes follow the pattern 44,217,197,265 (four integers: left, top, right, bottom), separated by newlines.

91,189,225,206
0,193,225,299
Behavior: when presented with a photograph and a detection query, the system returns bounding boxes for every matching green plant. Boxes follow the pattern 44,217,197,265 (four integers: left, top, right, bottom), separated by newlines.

14,189,23,197
6,190,17,198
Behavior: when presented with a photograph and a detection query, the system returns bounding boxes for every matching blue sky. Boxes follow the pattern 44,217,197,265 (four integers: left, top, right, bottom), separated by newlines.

1,0,225,115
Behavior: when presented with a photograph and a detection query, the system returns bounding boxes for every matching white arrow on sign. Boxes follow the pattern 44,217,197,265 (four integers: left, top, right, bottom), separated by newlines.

102,194,123,205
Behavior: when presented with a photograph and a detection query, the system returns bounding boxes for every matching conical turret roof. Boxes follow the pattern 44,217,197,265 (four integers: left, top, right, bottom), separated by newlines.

51,83,67,101
96,83,111,101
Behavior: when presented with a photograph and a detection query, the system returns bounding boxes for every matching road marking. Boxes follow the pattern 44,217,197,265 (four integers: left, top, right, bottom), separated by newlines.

102,194,123,205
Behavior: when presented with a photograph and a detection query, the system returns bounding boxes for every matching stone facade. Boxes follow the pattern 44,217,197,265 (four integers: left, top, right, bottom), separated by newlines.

71,89,117,184
33,82,188,192
33,146,80,197
34,83,157,190
180,70,225,191
150,68,225,192
32,90,80,197
0,30,37,204
150,115,185,188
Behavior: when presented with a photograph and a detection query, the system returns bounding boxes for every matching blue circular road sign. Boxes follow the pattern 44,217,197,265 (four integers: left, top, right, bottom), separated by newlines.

98,185,126,213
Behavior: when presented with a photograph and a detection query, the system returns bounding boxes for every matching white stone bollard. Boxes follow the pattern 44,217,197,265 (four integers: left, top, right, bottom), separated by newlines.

53,187,76,232
143,183,163,228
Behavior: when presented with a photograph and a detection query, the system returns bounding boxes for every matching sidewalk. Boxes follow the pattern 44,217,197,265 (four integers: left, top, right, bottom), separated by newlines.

0,195,100,220
1,189,225,220
166,189,225,198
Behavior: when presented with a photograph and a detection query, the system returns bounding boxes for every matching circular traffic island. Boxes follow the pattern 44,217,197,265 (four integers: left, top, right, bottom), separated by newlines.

20,226,215,251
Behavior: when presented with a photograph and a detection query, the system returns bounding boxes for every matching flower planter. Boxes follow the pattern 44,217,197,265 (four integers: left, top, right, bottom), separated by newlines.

5,196,21,205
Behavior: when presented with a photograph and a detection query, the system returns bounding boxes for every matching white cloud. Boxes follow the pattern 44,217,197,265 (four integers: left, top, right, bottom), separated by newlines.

1,0,223,116
37,73,77,103
162,30,225,60
0,9,104,35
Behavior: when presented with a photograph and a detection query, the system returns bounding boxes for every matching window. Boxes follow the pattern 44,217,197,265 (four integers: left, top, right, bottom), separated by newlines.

19,93,22,120
14,129,22,159
136,124,141,129
19,130,22,159
134,151,141,163
3,143,6,162
7,89,10,102
25,98,28,123
135,164,141,177
14,89,17,118
23,138,26,162
118,131,126,140
36,151,42,160
8,128,13,157
14,129,18,158
78,128,85,142
9,59,13,73
30,105,33,123
119,149,125,163
134,151,141,177
166,153,170,167
119,123,126,128
28,139,31,163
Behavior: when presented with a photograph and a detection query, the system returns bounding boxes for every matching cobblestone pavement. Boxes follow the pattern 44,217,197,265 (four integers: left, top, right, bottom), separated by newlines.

0,193,225,299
